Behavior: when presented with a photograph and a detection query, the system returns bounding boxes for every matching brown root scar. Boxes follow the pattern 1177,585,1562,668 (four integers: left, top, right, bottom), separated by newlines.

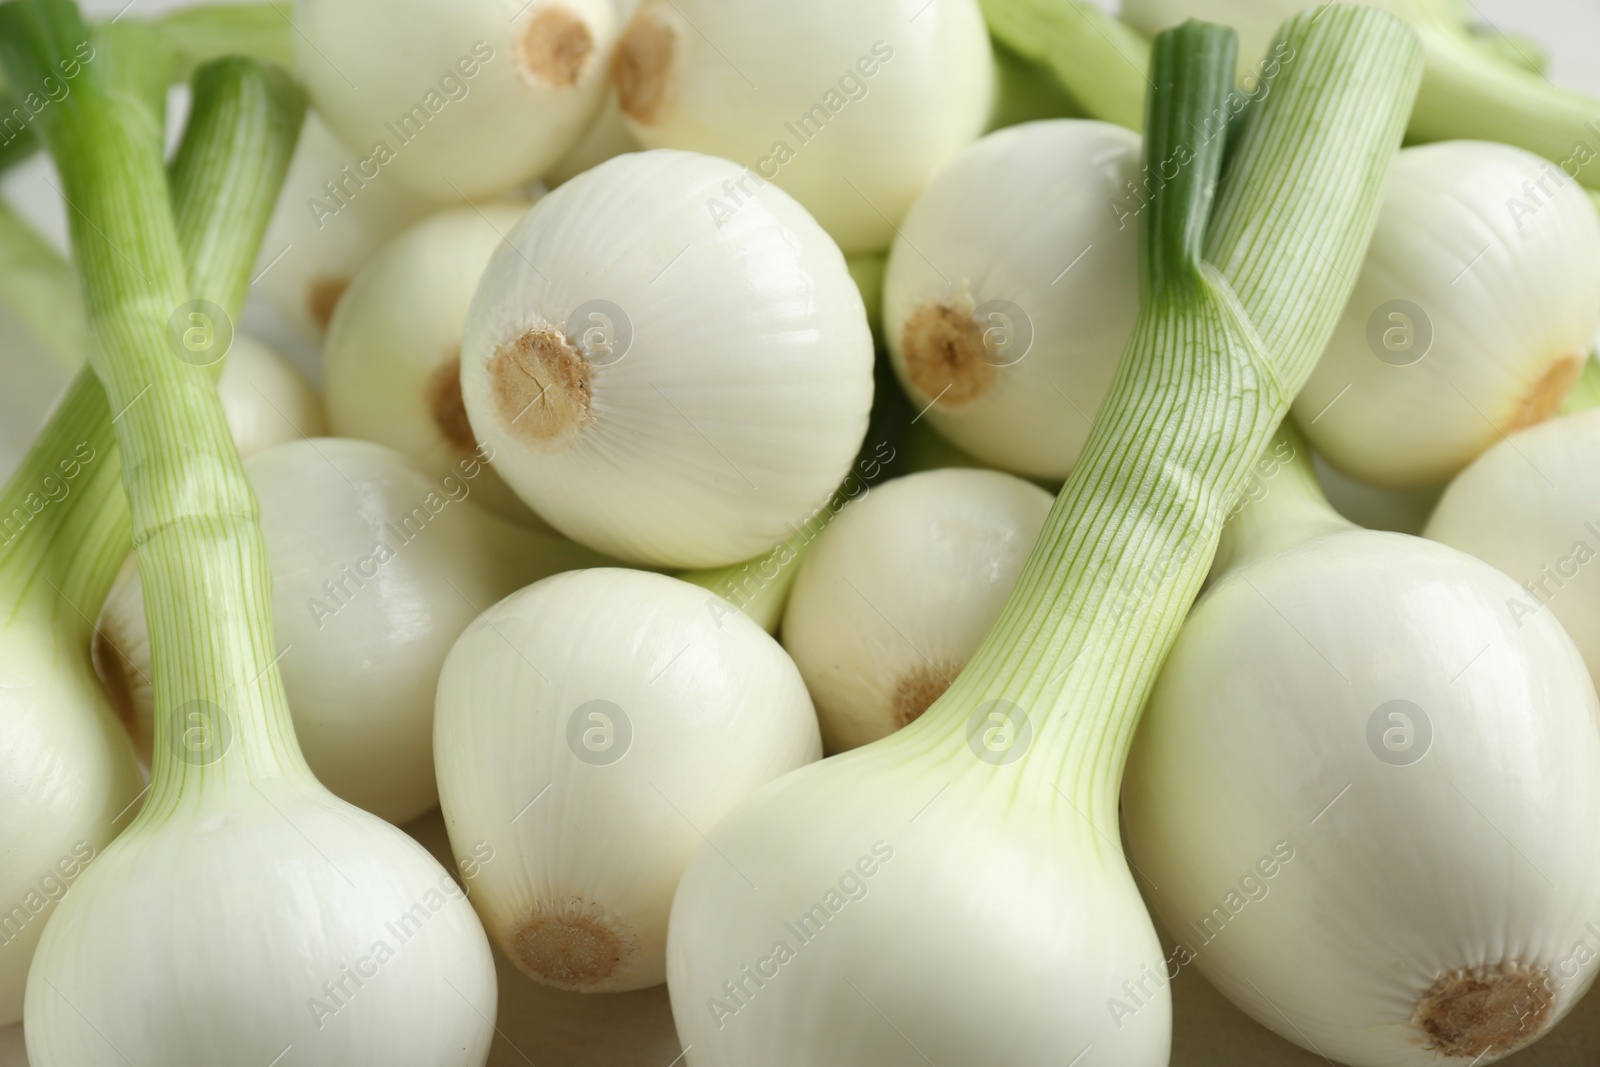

517,6,595,88
428,350,478,454
506,897,638,991
613,7,676,124
892,662,957,729
901,299,996,408
489,326,593,446
308,276,351,332
1507,352,1582,432
1413,962,1554,1058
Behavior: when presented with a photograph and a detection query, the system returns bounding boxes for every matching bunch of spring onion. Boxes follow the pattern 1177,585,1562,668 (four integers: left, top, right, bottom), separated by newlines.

1,2,496,1061
665,11,1423,1064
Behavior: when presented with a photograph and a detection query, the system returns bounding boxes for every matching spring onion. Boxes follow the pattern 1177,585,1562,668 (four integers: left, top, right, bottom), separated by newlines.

781,468,1052,753
1124,424,1600,1064
1,4,497,1061
435,567,821,992
611,0,994,255
1293,141,1600,488
293,0,616,200
459,149,874,569
251,111,435,341
665,12,1422,1064
323,201,546,528
1426,408,1600,690
0,21,274,1027
95,437,608,825
1123,0,1600,190
882,118,1142,479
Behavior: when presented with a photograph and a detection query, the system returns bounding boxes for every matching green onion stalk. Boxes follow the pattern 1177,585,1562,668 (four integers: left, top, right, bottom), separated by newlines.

0,10,287,1028
0,1,291,175
0,2,498,1063
665,8,1424,1066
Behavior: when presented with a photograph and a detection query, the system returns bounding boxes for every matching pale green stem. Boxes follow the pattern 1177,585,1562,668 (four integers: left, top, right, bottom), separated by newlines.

1560,351,1600,416
158,3,295,81
0,0,307,816
885,9,1422,839
978,0,1151,131
847,254,885,344
988,36,1082,131
679,495,842,634
1406,15,1600,189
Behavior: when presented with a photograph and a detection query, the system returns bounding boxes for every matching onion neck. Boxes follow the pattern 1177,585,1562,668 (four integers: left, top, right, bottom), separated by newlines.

889,10,1422,838
1209,421,1351,581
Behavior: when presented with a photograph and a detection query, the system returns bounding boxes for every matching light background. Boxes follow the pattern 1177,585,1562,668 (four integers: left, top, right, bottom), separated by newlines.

1,2,1598,1065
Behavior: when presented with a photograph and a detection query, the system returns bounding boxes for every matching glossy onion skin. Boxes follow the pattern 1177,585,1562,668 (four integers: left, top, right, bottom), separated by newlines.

617,0,993,255
1426,409,1600,687
461,149,874,569
782,468,1053,752
293,0,616,199
24,780,498,1066
434,567,821,991
883,120,1143,479
1124,530,1600,1067
1292,142,1600,488
0,628,142,1026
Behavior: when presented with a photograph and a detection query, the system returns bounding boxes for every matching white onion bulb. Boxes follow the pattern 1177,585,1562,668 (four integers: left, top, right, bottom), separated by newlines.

1293,141,1600,487
218,335,327,459
324,201,545,527
434,567,820,991
1124,445,1600,1065
25,771,499,1065
293,0,616,199
1426,408,1600,687
882,120,1143,478
782,468,1052,752
460,149,874,568
611,0,994,255
251,112,435,341
94,438,606,825
0,625,142,1026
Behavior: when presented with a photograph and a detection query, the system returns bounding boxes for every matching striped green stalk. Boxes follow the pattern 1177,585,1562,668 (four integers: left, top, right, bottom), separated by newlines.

978,0,1151,131
0,0,306,812
894,8,1422,829
0,3,291,175
1399,0,1600,189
